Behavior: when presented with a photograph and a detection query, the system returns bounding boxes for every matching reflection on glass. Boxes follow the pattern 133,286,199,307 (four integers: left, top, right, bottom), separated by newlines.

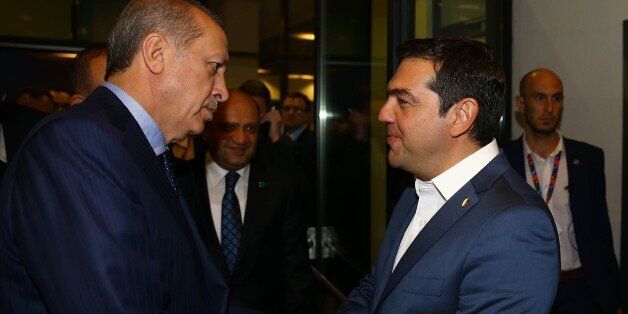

0,0,72,40
75,0,128,43
416,0,487,42
315,1,387,310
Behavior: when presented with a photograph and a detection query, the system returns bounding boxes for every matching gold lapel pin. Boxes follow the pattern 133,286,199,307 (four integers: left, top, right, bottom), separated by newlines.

461,198,470,207
573,159,580,165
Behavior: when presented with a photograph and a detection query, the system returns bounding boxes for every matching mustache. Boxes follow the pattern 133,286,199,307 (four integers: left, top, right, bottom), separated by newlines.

204,97,219,111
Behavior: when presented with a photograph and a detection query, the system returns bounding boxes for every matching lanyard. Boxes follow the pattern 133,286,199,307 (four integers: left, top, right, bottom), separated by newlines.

527,151,562,205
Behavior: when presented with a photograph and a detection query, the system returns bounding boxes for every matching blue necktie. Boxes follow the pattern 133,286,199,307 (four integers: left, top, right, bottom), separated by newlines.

221,171,242,272
159,148,178,194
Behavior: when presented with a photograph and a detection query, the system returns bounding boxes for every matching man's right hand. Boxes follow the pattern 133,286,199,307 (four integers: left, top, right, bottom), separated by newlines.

262,106,283,143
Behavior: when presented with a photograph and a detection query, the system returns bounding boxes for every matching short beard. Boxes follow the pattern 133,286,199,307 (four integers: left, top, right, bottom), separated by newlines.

525,116,557,135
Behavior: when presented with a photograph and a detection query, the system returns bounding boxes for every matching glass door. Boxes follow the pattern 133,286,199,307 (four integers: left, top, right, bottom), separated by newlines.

311,0,388,311
311,1,510,312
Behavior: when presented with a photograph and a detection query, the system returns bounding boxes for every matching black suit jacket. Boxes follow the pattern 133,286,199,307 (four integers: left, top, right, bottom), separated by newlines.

291,128,315,183
0,101,46,180
0,101,46,159
504,136,620,312
177,151,310,313
0,87,228,313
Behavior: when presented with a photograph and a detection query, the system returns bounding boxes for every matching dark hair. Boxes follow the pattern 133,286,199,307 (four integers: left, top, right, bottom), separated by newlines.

239,80,271,110
397,37,505,146
285,92,311,111
105,0,222,80
71,45,107,96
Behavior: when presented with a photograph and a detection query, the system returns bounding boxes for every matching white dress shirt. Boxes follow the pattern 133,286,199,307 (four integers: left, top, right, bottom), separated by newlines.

205,156,250,243
393,139,500,270
523,133,581,271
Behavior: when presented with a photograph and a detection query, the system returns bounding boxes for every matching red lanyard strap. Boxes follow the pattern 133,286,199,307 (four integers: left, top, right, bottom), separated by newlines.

527,151,562,205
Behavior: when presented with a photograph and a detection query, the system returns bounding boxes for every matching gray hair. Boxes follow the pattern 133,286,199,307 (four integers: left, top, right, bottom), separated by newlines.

105,0,222,80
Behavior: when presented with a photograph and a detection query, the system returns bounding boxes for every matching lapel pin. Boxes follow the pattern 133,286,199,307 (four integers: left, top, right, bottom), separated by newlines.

258,181,267,189
573,159,580,165
461,198,470,207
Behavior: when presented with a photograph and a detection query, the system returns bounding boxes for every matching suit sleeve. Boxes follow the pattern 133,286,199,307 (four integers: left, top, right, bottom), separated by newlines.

337,269,375,313
9,119,165,313
457,205,559,313
281,174,312,313
590,149,620,303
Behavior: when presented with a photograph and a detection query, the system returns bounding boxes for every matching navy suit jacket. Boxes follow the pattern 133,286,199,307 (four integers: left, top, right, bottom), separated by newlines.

339,154,559,313
0,87,228,313
504,137,620,312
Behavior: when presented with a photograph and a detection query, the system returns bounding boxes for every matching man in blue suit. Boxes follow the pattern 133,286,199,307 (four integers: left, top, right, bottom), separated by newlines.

505,68,620,313
339,38,559,313
0,0,230,313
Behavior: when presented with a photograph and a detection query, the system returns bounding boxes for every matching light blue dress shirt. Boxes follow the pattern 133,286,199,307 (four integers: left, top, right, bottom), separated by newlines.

103,82,167,155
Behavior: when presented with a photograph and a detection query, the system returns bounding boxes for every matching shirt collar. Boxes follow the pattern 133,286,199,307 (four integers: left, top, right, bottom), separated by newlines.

103,82,166,155
414,178,439,198
205,152,250,187
429,139,500,200
523,131,564,161
282,124,308,141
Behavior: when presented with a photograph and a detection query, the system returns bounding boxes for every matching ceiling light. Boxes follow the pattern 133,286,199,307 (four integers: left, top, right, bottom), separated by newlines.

51,52,77,59
288,74,314,80
292,33,315,41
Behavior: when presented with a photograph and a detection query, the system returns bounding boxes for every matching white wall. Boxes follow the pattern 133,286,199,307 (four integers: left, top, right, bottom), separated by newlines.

512,0,627,258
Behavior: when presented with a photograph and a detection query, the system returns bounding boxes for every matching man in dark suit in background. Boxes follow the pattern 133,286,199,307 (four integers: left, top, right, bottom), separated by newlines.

504,68,620,313
339,37,559,313
0,98,46,178
280,92,315,181
177,90,310,313
0,0,230,312
69,45,107,106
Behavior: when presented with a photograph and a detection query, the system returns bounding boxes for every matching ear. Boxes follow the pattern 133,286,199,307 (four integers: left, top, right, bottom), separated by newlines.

449,97,479,138
141,33,167,75
70,94,85,106
515,95,525,113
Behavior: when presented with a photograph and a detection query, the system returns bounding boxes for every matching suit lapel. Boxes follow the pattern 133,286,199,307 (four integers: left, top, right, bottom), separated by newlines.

564,138,579,198
372,193,417,309
93,87,214,295
563,138,585,242
375,184,478,310
233,165,265,273
191,157,231,279
374,154,511,310
99,88,190,236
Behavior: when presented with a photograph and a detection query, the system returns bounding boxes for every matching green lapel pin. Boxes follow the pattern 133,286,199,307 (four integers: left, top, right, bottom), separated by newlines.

258,180,267,189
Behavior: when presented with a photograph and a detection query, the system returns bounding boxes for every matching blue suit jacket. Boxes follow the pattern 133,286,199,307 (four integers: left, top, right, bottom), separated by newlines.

504,137,620,312
0,87,228,313
339,154,559,313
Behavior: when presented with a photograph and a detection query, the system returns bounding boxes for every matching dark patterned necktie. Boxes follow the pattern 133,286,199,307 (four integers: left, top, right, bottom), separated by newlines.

221,171,242,272
158,148,178,195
